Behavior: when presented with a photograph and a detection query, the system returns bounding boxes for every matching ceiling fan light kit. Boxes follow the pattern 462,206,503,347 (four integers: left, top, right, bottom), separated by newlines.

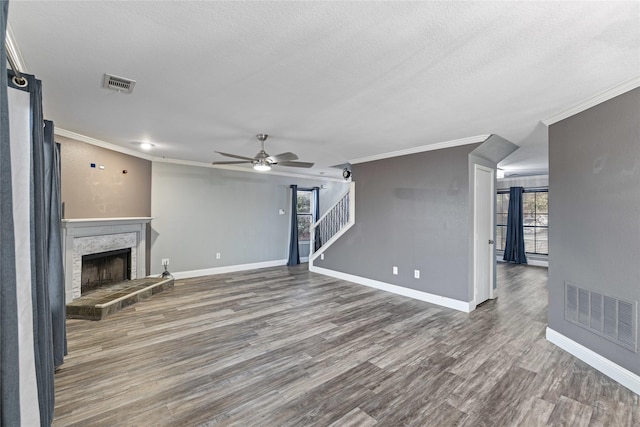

253,160,271,171
212,133,314,172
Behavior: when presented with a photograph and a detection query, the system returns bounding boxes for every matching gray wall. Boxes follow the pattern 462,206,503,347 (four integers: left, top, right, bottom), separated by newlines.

150,161,348,275
548,88,640,375
314,143,481,302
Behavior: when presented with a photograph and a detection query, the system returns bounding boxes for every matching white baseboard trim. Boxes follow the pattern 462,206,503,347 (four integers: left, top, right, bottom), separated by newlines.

497,259,548,268
169,259,288,280
546,327,640,396
310,265,473,313
526,259,548,268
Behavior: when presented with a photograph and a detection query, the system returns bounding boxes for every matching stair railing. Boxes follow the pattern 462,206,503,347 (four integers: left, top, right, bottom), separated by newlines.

310,182,355,263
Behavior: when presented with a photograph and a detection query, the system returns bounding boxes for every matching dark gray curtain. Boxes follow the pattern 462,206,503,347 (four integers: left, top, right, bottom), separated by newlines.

1,2,22,425
503,186,528,264
44,122,66,367
27,72,57,427
313,187,321,251
2,37,65,425
287,185,300,265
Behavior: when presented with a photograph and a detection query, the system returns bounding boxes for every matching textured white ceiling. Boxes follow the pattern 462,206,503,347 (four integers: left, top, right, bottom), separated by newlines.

7,1,640,178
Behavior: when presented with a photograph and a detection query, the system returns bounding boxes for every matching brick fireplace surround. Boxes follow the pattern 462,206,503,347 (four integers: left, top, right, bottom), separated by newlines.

62,217,152,303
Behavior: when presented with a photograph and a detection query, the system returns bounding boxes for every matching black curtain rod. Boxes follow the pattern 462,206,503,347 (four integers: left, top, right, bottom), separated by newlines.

290,186,319,192
498,186,548,193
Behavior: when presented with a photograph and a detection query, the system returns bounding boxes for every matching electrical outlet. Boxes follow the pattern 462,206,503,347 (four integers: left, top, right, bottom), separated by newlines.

161,258,169,266
414,270,420,279
393,266,398,275
320,253,324,260
216,253,221,259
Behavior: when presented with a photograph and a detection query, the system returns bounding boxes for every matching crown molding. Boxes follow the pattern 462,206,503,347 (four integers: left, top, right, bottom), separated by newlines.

349,134,490,165
54,128,155,160
209,163,345,182
5,24,29,74
154,156,345,182
55,128,344,182
542,75,640,126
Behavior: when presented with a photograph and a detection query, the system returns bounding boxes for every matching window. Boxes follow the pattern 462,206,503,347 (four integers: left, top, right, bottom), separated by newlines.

296,190,313,259
496,189,548,255
297,191,312,241
496,192,509,251
523,191,548,255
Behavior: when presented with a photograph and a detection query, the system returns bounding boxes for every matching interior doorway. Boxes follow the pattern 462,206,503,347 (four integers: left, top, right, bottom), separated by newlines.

473,164,495,306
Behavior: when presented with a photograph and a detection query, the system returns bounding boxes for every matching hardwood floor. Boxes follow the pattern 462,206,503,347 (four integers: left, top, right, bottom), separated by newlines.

53,264,639,426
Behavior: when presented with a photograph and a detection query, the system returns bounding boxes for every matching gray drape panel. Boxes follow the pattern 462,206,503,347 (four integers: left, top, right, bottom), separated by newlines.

1,2,22,425
44,121,67,367
287,185,300,266
26,72,57,427
3,34,64,424
313,187,321,251
503,186,528,264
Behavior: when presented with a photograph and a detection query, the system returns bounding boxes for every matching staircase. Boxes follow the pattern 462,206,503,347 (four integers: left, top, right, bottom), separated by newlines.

310,182,355,265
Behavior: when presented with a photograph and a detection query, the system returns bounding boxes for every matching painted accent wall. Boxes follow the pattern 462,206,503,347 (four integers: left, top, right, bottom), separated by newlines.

548,88,640,375
58,136,151,218
150,161,348,275
314,143,482,302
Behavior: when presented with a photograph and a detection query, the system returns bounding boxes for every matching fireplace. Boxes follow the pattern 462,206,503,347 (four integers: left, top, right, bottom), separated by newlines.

62,217,152,302
81,248,132,294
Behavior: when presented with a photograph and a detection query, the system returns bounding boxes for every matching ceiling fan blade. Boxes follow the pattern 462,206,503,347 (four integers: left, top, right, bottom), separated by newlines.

211,160,252,165
277,161,314,168
215,151,256,161
268,152,298,163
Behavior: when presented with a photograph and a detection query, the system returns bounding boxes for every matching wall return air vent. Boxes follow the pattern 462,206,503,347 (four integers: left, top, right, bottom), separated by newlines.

102,73,136,94
565,281,637,352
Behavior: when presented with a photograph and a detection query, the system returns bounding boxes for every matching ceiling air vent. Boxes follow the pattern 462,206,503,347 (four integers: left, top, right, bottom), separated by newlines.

102,73,136,94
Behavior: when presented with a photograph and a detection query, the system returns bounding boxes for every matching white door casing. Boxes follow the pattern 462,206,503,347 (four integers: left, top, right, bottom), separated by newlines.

473,165,495,305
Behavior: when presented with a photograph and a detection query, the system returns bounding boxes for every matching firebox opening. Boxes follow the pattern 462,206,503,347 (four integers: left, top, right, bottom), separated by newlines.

81,248,132,294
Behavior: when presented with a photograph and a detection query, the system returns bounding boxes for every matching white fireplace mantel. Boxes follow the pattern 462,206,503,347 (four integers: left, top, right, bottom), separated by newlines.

62,217,152,303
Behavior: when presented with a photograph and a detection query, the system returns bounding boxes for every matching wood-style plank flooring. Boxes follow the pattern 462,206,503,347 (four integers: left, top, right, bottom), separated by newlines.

53,264,639,426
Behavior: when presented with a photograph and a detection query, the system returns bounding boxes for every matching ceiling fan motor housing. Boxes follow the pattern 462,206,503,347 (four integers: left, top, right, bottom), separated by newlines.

212,133,314,169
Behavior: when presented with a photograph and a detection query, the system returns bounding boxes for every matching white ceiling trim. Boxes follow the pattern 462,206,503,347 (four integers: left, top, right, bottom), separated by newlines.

55,128,155,161
542,75,640,126
156,157,345,182
212,164,345,182
349,134,491,165
5,24,29,74
55,128,344,182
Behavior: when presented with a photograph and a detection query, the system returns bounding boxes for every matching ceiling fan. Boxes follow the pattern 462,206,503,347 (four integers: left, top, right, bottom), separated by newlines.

212,134,314,171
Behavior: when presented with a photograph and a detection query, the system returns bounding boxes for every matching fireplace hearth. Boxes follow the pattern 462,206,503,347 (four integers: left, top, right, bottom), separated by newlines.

81,248,132,294
62,217,152,303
